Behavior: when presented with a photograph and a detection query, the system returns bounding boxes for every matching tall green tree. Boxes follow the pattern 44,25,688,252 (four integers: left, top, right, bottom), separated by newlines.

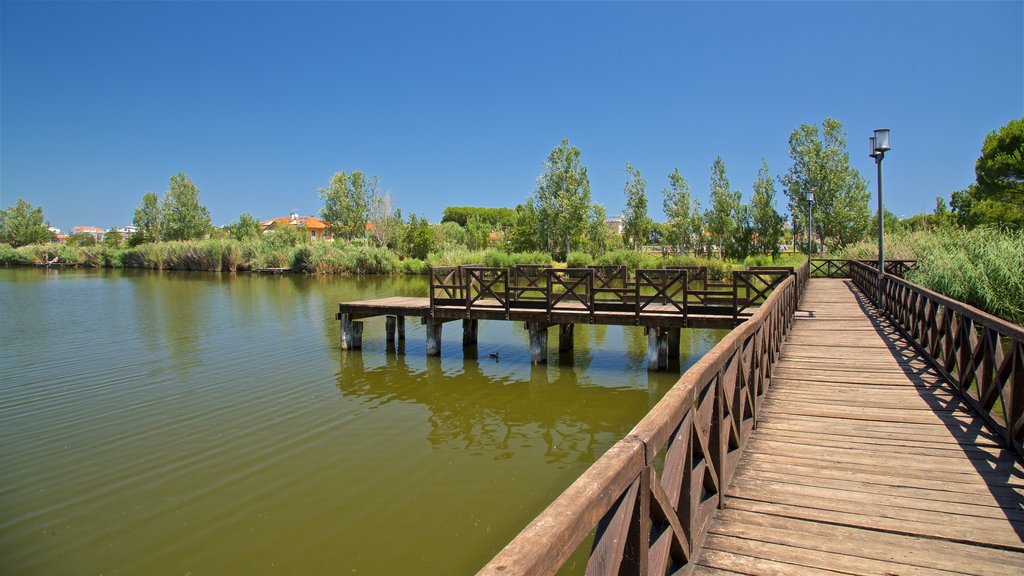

161,173,211,241
402,214,437,259
227,212,262,241
621,163,652,249
367,192,403,249
585,203,612,255
976,117,1024,207
751,158,785,257
319,170,377,240
508,203,541,252
132,192,163,244
782,118,870,250
705,157,741,260
0,198,53,247
662,169,702,254
531,138,592,257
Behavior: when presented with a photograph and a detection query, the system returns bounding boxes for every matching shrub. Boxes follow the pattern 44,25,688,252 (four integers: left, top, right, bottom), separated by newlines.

566,252,593,268
0,243,18,265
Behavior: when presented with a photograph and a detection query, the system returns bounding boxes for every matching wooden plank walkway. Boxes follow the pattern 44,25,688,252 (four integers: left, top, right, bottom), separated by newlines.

694,278,1024,575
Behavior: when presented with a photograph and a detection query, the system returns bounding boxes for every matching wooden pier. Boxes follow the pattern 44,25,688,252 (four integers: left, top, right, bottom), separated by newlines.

337,265,800,370
477,259,1024,575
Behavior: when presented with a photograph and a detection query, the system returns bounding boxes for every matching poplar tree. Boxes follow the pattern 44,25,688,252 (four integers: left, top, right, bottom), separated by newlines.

531,139,592,257
782,118,870,249
161,173,211,241
319,170,377,240
621,163,652,249
705,157,740,260
751,158,785,257
662,168,701,254
132,192,163,243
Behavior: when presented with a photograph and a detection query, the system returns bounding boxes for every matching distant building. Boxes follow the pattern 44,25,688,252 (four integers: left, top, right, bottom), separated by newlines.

47,226,61,235
261,211,332,241
605,214,625,235
70,226,105,241
115,225,139,239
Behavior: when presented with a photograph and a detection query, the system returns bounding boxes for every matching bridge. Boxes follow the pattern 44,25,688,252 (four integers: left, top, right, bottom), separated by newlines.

476,259,1024,575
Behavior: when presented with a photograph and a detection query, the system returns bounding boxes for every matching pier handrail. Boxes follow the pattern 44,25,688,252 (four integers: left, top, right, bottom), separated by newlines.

848,259,1024,456
478,259,808,575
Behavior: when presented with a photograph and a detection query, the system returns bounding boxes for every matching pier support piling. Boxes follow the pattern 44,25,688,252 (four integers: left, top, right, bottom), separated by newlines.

386,316,397,344
340,313,363,350
646,327,669,371
668,328,681,360
397,316,405,341
463,319,479,347
527,321,549,365
558,324,574,352
425,320,443,356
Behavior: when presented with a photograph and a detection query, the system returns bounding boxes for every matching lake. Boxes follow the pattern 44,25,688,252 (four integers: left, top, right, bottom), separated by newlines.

0,267,726,575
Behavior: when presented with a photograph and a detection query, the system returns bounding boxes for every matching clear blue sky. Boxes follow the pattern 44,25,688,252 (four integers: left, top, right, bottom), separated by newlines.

2,1,1021,230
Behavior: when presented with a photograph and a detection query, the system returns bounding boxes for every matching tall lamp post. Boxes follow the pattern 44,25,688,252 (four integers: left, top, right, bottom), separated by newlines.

807,191,815,260
870,129,890,307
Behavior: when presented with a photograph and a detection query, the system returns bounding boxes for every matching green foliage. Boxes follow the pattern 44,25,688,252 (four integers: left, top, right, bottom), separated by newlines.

976,117,1024,208
367,192,403,249
0,243,18,265
566,251,593,268
584,203,612,256
132,192,162,243
782,118,871,249
319,170,377,240
508,203,541,253
295,242,401,275
531,138,592,257
161,173,212,241
662,169,702,254
441,206,516,228
434,221,468,250
593,249,734,280
403,214,437,259
263,224,309,249
622,163,652,249
751,158,785,258
0,198,53,247
426,249,552,268
227,212,262,241
465,216,491,250
103,228,123,248
705,157,741,260
66,233,97,247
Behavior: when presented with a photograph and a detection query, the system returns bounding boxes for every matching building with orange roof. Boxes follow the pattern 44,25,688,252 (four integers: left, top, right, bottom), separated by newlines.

261,211,332,241
70,226,105,241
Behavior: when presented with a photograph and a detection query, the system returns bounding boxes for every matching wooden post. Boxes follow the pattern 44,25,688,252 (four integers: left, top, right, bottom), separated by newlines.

397,316,405,340
463,319,479,347
385,316,396,344
425,320,443,356
668,328,681,359
340,313,363,350
527,321,548,365
558,324,574,352
646,327,668,371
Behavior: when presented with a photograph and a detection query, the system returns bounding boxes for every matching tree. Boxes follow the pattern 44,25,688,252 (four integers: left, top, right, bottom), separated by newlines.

704,157,740,260
508,203,541,253
751,158,785,258
585,203,612,256
729,203,756,259
621,163,652,250
465,216,491,250
226,212,262,241
976,117,1024,207
367,192,403,249
440,206,517,228
531,138,592,257
0,198,53,247
319,170,377,240
132,192,163,244
161,173,211,241
782,118,870,250
402,214,437,259
662,169,702,254
104,227,123,248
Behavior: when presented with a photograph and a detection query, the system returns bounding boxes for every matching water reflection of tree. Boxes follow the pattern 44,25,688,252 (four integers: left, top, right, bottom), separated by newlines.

334,350,656,467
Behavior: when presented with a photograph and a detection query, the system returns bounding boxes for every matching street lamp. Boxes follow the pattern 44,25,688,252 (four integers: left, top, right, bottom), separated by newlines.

807,191,815,260
870,129,890,307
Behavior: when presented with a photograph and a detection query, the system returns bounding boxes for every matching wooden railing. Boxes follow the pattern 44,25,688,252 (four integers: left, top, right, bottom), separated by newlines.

849,260,1024,457
430,264,805,323
811,258,917,278
477,260,809,575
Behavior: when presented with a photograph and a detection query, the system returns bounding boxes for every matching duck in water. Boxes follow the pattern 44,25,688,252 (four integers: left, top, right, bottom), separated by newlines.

488,352,501,363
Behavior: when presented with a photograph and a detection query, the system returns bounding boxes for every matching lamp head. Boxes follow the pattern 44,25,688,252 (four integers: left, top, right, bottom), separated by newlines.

808,191,815,203
873,129,890,152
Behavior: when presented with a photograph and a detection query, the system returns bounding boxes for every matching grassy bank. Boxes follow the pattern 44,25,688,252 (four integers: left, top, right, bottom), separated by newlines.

0,239,804,280
840,227,1024,324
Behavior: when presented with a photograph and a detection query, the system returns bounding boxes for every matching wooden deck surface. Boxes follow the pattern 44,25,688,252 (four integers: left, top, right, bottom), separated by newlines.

695,278,1024,575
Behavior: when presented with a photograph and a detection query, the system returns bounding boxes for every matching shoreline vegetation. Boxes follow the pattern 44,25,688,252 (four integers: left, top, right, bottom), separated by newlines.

0,238,798,280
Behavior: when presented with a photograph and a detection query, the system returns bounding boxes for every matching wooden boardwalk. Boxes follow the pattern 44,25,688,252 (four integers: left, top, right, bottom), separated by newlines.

694,279,1024,575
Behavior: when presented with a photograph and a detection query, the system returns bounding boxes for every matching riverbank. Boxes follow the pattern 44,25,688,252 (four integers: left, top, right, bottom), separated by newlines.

0,239,802,279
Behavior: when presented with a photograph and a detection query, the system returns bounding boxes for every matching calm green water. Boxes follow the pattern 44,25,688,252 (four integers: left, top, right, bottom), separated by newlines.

0,267,725,575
